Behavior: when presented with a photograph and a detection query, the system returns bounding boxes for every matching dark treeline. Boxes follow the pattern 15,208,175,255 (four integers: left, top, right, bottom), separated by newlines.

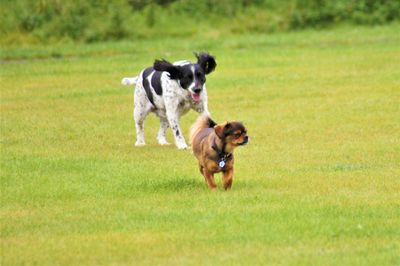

1,0,399,44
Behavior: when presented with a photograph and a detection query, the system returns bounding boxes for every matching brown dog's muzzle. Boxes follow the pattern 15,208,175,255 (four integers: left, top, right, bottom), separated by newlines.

238,135,249,145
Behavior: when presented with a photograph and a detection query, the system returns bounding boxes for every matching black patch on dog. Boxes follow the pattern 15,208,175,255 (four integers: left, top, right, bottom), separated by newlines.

177,65,193,90
196,52,217,74
151,71,163,96
208,117,217,128
142,67,155,106
153,60,181,80
175,130,180,137
224,122,246,137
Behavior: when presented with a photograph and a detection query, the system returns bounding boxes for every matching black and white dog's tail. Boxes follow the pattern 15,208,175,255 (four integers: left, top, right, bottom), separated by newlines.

121,76,138,86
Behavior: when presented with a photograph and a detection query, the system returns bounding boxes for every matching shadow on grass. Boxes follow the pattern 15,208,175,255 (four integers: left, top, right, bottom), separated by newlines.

139,177,206,193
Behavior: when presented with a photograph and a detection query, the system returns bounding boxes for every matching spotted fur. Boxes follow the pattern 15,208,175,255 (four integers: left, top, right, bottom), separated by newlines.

121,53,217,149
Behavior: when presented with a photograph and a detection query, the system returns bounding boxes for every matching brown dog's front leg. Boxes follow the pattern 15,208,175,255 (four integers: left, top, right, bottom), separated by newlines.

198,164,204,175
222,168,233,190
203,169,217,191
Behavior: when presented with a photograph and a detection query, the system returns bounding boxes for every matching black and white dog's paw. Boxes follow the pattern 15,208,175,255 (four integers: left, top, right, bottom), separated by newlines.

176,142,188,150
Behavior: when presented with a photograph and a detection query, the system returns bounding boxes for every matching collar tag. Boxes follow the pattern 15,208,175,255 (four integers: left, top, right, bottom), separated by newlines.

219,160,225,168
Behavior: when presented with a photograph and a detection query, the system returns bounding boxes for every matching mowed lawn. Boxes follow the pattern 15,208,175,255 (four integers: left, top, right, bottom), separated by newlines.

1,25,399,265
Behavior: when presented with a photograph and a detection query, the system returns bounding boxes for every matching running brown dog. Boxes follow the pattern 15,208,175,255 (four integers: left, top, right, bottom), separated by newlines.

190,115,249,190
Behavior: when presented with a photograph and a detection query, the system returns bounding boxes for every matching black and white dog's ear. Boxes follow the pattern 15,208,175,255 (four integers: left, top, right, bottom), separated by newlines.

196,52,217,74
153,59,181,79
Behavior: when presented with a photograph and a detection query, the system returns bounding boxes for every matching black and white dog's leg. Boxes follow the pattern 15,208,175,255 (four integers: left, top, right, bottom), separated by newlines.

133,86,151,146
133,106,151,146
157,116,170,145
165,105,188,150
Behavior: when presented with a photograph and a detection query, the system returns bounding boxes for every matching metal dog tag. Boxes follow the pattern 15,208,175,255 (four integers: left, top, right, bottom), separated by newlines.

219,160,225,168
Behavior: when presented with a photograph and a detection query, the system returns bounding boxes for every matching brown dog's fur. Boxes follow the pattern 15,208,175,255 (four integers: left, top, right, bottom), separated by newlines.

190,115,248,190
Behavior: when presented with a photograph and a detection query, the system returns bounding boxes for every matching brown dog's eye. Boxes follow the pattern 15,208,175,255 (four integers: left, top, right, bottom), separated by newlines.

234,133,242,138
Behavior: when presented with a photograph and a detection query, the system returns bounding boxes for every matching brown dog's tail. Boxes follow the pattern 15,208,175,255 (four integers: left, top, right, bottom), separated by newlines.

190,115,217,145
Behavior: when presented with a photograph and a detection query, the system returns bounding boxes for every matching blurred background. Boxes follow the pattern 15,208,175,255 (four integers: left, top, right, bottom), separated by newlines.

1,0,399,46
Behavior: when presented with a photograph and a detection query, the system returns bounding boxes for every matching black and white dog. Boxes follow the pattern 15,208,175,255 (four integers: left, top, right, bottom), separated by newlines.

121,52,217,149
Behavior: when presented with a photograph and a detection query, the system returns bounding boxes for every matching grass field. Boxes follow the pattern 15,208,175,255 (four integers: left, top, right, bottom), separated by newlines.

1,24,400,265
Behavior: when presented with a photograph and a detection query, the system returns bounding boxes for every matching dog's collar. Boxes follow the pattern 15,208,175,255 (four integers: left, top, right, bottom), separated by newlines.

212,140,232,169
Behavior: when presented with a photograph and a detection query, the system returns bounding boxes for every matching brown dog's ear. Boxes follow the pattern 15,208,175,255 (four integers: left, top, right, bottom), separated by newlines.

214,124,224,139
214,122,231,139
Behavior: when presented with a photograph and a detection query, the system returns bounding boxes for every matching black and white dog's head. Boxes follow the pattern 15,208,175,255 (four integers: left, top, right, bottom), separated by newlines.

153,52,216,102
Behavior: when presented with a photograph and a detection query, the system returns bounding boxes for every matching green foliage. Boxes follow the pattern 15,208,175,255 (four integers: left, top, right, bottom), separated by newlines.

288,0,400,28
0,0,399,44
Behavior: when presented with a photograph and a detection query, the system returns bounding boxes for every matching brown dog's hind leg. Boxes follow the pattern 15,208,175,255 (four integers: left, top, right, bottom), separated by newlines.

222,169,234,190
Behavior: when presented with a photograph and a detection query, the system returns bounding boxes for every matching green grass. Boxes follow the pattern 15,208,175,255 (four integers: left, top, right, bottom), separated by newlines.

1,24,400,265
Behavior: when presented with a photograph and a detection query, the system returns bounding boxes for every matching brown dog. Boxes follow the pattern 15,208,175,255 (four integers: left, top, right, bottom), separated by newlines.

190,115,248,190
